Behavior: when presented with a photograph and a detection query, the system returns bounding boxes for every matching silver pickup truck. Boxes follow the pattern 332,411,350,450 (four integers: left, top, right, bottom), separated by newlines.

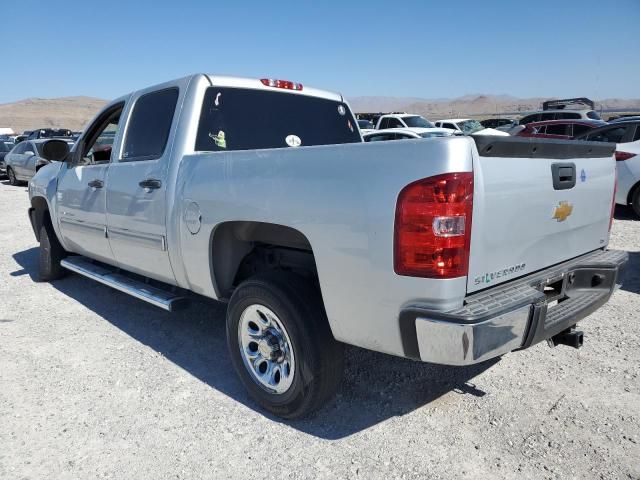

28,74,627,418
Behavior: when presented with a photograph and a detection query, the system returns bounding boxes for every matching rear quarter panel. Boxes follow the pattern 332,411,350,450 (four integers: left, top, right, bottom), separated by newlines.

176,137,474,356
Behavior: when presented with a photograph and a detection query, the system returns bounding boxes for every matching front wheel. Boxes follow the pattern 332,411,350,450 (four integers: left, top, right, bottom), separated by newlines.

7,167,18,186
226,271,344,419
38,220,67,282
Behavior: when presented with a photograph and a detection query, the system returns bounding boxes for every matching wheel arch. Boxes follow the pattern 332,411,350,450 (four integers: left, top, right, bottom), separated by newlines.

29,195,52,242
209,221,317,300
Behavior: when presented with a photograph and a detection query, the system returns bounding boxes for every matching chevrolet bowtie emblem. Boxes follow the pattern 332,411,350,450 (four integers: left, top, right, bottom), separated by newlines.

553,201,573,222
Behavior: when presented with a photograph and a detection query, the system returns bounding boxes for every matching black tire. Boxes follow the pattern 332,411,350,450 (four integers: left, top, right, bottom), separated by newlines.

7,167,18,186
632,186,640,218
38,219,67,282
226,271,344,419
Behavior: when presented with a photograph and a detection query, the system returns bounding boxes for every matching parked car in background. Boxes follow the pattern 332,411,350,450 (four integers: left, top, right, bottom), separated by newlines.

357,119,375,134
516,119,607,140
519,98,601,125
480,118,518,129
575,120,640,217
609,116,640,124
375,113,445,130
363,127,454,142
14,134,28,144
434,118,509,136
0,140,14,177
26,128,74,140
5,139,73,185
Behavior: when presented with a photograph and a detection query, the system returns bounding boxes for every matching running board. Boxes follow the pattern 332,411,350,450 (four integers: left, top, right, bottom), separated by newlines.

60,256,188,311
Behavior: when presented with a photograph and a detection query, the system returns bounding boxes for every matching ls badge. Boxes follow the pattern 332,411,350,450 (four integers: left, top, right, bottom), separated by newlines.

553,201,574,222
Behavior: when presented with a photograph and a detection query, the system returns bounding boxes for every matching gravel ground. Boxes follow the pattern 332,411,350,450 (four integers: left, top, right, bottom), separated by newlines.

1,181,638,480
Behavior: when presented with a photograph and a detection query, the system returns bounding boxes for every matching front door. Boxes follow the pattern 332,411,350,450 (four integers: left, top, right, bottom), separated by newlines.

56,103,124,264
105,87,180,284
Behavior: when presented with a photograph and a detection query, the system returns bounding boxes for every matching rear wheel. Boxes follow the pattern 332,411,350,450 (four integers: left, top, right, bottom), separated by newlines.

226,271,344,419
632,186,640,218
7,167,18,186
38,219,67,282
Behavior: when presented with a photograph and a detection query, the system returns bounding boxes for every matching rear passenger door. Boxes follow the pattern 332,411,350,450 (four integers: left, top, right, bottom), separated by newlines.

105,84,183,284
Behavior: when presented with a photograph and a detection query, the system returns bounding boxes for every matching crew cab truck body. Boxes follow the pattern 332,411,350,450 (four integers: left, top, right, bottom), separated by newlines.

28,74,627,418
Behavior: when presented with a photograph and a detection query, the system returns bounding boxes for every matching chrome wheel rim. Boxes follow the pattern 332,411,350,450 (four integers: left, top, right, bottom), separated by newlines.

238,304,295,394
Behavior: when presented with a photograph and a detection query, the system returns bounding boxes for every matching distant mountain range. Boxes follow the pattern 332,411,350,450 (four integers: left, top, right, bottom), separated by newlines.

1,94,639,134
0,96,107,134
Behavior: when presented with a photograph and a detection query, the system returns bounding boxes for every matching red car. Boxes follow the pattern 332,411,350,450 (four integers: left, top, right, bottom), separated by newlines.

516,119,607,139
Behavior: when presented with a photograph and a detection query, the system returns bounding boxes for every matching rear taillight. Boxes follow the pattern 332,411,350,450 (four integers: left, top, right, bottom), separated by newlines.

260,78,303,91
615,151,636,161
394,172,474,278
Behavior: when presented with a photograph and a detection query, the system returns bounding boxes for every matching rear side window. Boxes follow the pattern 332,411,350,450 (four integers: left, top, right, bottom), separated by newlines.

379,117,390,129
519,114,540,125
122,88,178,161
557,112,580,120
195,87,361,152
572,124,591,137
546,124,568,135
387,118,404,128
586,127,626,143
540,112,556,121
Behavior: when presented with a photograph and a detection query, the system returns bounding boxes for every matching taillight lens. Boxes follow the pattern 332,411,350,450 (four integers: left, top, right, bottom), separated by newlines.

394,172,474,278
260,78,303,91
615,151,636,161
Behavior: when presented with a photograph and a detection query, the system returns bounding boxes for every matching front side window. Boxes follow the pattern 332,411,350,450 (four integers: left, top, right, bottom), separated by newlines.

78,104,124,165
122,88,178,161
586,111,601,120
379,117,390,129
557,112,580,120
387,118,404,128
195,87,361,152
12,142,27,154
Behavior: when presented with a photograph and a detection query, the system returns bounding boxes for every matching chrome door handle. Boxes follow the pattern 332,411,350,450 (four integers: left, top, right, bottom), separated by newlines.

139,179,162,191
88,179,103,189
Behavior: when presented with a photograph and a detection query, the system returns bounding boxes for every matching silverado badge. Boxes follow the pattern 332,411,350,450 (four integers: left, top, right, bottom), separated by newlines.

553,201,574,222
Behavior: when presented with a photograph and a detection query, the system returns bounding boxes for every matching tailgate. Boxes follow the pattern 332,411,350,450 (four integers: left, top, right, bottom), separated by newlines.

467,137,616,294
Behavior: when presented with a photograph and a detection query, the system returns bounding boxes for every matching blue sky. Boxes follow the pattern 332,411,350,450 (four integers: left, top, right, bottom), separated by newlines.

1,0,638,103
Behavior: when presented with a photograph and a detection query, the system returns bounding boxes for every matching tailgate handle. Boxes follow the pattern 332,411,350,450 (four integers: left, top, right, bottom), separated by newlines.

551,163,576,190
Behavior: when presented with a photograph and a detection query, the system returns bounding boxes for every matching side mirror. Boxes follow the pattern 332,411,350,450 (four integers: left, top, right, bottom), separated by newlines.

41,139,70,162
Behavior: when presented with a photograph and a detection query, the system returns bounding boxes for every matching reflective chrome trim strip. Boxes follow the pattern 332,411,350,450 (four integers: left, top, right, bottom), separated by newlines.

59,217,105,234
107,227,166,251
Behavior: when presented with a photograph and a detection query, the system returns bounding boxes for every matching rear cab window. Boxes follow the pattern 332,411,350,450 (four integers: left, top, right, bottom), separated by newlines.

195,87,361,152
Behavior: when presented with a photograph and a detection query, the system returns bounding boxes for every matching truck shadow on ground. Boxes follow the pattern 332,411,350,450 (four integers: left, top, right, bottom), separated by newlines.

13,247,496,439
621,251,640,295
614,204,638,221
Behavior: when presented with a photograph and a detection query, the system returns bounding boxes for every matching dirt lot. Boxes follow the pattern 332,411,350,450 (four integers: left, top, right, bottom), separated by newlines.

1,181,638,479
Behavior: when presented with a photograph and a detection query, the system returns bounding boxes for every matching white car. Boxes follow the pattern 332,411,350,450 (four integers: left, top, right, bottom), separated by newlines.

363,127,454,142
575,120,640,217
375,113,457,133
357,119,376,135
434,118,509,136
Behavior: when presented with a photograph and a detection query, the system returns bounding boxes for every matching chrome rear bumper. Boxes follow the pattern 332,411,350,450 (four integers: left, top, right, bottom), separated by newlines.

400,249,628,366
